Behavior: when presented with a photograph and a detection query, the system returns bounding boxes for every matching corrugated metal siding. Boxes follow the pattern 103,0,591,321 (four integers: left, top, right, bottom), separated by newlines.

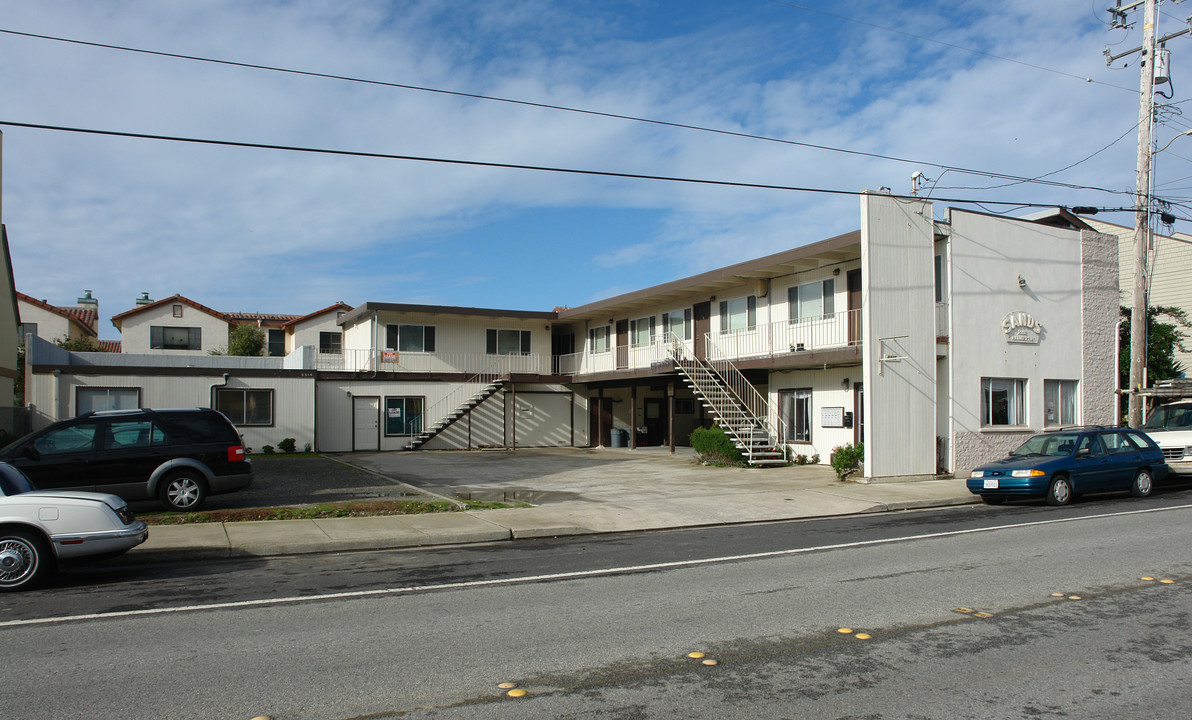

861,194,937,479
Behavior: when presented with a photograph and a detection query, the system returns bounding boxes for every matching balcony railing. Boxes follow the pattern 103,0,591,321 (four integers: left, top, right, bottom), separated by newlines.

315,350,550,375
560,309,861,376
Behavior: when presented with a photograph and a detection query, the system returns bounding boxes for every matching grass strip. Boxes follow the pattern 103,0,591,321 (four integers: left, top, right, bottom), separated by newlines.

140,499,518,525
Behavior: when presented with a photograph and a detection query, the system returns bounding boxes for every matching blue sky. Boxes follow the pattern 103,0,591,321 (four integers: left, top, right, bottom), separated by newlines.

1,0,1186,339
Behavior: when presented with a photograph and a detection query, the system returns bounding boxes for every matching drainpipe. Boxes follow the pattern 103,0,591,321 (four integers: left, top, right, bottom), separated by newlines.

210,373,230,409
1114,318,1124,427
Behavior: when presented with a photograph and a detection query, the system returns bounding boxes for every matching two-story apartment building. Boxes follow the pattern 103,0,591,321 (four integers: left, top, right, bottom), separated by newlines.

22,194,1119,480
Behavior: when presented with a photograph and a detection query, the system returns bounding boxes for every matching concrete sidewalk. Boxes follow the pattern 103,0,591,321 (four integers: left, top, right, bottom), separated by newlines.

128,448,979,562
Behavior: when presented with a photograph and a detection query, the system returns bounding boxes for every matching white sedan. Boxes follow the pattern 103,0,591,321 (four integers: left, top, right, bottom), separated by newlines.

0,462,148,591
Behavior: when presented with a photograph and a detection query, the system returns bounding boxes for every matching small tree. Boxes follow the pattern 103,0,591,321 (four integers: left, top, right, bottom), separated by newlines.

227,325,266,357
1119,305,1190,386
54,335,100,352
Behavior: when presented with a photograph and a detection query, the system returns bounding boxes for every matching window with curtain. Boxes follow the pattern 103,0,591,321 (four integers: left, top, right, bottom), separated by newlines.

788,279,835,322
662,309,692,340
487,329,531,355
780,388,812,443
386,324,436,353
719,295,757,333
1044,379,1078,427
77,387,141,415
981,378,1026,427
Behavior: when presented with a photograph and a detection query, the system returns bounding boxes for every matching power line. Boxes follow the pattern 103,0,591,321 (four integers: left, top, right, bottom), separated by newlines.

0,119,1135,211
0,27,1133,196
769,0,1139,94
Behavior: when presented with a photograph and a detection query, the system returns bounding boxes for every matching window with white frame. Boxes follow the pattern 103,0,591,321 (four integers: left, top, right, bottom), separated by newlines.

216,388,274,426
76,387,141,415
788,278,834,322
487,328,531,355
719,295,756,333
780,388,812,443
1044,379,1079,427
386,324,436,353
630,316,655,347
981,377,1026,427
319,331,342,355
151,326,201,350
588,326,610,353
662,309,692,340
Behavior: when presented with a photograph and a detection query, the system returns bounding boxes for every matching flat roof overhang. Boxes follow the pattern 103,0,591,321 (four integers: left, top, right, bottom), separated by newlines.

340,302,557,327
557,230,861,323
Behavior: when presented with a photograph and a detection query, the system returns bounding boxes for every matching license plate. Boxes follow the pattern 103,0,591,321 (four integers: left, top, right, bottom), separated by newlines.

983,479,999,489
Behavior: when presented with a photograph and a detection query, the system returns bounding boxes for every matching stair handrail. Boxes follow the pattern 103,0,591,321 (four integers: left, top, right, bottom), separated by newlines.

702,331,778,442
414,354,511,440
664,332,765,463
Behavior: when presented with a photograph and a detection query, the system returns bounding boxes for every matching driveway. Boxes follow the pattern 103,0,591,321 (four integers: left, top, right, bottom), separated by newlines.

341,446,841,505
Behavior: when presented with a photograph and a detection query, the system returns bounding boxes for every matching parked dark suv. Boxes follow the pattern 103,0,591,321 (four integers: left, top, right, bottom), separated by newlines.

0,408,253,510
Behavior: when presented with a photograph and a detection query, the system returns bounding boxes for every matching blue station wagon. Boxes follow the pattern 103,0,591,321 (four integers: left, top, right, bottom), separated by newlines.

967,427,1168,506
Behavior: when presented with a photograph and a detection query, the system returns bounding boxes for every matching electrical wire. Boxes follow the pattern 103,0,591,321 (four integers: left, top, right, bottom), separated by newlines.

0,27,1136,196
768,0,1139,94
0,119,1140,212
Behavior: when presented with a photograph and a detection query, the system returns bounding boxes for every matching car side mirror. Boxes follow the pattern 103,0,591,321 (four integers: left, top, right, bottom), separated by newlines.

1075,447,1090,458
20,445,40,461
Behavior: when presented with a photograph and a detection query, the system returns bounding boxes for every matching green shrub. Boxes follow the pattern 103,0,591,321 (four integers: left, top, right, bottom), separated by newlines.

278,438,297,454
830,443,864,479
261,445,275,455
690,426,744,466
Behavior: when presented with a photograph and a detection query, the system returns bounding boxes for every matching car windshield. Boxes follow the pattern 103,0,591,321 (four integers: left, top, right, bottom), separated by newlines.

0,463,35,496
1010,433,1081,457
1143,405,1192,429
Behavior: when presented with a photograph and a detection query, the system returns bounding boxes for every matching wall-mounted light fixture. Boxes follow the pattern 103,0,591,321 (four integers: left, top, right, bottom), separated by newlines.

1017,274,1027,289
841,377,850,389
833,268,841,276
345,390,352,398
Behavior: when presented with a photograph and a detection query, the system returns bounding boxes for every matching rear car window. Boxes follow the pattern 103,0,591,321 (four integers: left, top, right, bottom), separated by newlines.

156,412,239,444
107,420,168,450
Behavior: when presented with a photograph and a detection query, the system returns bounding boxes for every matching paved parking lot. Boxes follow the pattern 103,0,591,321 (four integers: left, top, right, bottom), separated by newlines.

129,447,842,513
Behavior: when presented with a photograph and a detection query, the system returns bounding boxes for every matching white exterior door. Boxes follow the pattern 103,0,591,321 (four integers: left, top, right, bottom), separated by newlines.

353,396,379,451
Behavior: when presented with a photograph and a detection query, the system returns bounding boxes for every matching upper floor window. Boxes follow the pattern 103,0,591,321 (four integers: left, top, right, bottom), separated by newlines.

630,317,656,347
662,309,692,340
719,295,756,333
981,377,1025,427
487,328,531,355
151,326,201,350
267,329,285,357
172,304,184,318
386,324,436,353
319,331,342,355
589,326,610,353
789,279,834,323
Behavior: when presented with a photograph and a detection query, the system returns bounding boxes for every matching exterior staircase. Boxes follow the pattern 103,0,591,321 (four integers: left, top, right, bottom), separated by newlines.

404,379,507,450
666,334,787,466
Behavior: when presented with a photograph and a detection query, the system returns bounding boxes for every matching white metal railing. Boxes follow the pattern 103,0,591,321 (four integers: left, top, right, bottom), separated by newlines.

703,332,783,446
316,349,548,375
412,355,510,447
561,310,861,376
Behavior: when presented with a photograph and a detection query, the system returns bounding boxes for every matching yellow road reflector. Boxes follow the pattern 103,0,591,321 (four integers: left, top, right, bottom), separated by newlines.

497,682,517,689
838,627,854,634
250,717,272,720
974,612,994,619
687,652,706,659
1142,576,1155,581
855,633,872,640
1050,592,1066,597
702,659,719,666
507,689,528,698
955,608,974,614
1068,595,1082,600
1161,579,1175,584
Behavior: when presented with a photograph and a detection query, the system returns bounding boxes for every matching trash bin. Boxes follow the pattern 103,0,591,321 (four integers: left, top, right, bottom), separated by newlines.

610,428,627,447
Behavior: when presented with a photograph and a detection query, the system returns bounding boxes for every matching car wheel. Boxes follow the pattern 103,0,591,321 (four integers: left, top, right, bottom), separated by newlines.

0,529,52,591
981,495,1006,505
1131,469,1154,498
160,471,208,511
1046,475,1073,506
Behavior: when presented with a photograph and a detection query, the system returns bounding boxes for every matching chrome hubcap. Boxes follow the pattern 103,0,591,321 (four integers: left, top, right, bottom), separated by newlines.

0,540,34,584
168,479,200,508
1054,480,1070,503
1138,473,1152,494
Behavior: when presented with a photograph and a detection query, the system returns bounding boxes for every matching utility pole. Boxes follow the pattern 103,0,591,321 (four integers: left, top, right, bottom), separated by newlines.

1130,0,1157,428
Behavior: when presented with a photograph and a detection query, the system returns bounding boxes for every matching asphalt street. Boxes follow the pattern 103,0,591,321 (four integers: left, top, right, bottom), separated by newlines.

3,490,1191,719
